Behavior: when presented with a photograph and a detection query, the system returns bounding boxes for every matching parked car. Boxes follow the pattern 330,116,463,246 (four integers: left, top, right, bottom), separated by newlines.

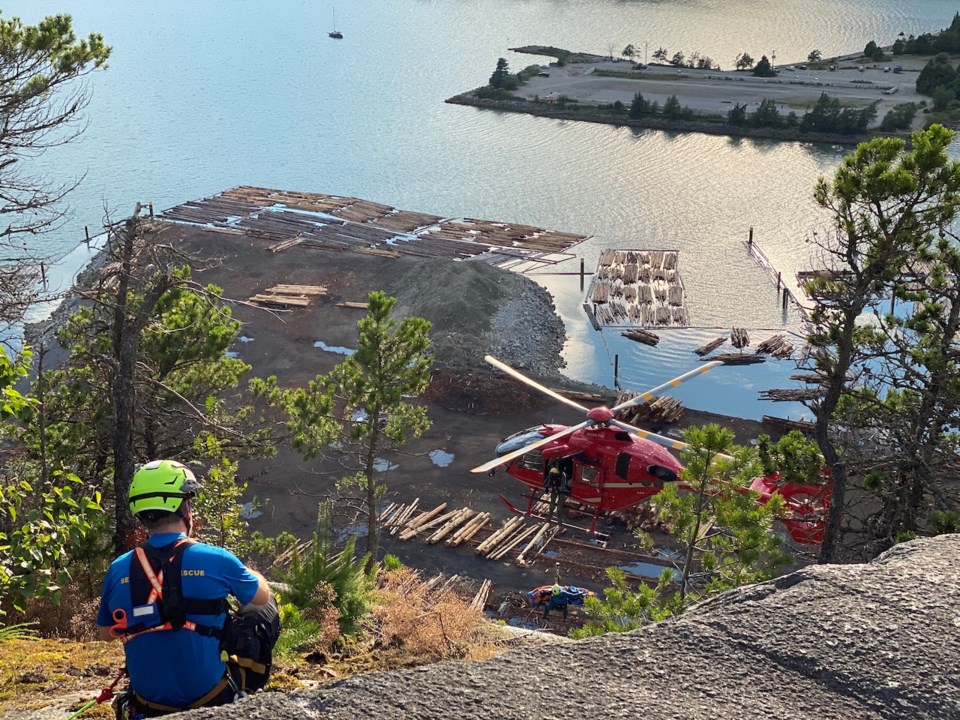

538,71,550,77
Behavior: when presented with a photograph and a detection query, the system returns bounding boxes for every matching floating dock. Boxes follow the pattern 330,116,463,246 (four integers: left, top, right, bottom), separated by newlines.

583,249,688,329
161,186,589,273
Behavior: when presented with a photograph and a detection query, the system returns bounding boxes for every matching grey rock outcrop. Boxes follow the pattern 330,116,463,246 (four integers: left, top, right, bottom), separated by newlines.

188,535,960,720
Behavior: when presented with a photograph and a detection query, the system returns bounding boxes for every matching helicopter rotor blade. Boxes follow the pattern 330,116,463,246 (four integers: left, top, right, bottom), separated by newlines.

484,355,591,415
471,420,590,474
610,360,724,415
610,419,735,461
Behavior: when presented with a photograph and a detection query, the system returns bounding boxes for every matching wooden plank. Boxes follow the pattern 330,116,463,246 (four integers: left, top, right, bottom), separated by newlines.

266,284,328,295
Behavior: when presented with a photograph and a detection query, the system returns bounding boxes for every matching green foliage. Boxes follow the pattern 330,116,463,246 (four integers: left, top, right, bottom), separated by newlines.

670,51,685,67
651,47,668,63
916,54,956,98
660,425,789,608
0,467,103,614
489,57,509,89
808,49,823,63
753,55,774,77
931,511,960,535
663,94,682,117
570,567,674,638
382,554,404,571
800,93,876,134
756,431,823,484
0,622,37,643
750,98,783,128
273,600,321,658
191,436,251,555
863,41,884,62
248,530,298,570
734,52,754,71
880,103,919,131
280,504,376,635
727,103,748,125
628,91,651,118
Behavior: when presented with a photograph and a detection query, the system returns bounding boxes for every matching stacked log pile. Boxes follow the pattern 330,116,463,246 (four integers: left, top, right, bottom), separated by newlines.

469,580,493,612
755,334,795,359
249,283,327,309
759,388,823,401
610,503,667,533
614,390,684,424
585,249,689,328
730,327,750,349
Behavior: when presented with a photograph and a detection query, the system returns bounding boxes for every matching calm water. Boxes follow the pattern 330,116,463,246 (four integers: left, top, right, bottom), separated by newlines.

7,0,957,418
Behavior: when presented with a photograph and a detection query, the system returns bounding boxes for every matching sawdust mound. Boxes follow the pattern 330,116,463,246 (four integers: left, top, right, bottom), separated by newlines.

386,258,565,377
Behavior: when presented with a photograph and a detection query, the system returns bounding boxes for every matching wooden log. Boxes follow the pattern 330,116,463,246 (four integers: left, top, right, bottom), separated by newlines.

336,301,369,309
378,502,399,524
762,415,816,434
427,508,476,544
396,503,448,540
399,507,460,540
266,284,327,295
488,523,540,560
475,516,524,556
516,522,552,567
470,579,492,612
388,499,420,535
693,336,726,356
446,513,490,547
249,294,311,308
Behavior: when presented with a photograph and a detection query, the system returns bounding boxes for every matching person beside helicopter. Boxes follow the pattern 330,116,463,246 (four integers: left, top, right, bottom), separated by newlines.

544,462,571,528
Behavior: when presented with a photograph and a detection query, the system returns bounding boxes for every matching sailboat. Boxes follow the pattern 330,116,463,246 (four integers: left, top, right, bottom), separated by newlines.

328,8,343,39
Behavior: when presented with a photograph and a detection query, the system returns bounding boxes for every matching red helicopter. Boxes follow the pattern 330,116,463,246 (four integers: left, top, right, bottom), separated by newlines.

472,355,831,545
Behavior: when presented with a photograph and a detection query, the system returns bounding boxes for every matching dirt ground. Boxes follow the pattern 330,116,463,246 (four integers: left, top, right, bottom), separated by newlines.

162,221,779,602
518,53,927,130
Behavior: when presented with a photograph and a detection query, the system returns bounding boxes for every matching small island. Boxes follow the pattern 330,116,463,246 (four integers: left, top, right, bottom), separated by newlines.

447,43,936,145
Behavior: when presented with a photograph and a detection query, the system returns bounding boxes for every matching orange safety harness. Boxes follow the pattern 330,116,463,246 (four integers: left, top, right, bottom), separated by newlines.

113,538,226,643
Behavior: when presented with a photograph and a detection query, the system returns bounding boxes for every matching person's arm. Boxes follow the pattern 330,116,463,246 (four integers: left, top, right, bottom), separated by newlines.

244,568,272,607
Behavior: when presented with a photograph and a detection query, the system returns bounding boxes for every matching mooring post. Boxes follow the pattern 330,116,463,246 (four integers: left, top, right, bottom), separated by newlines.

782,288,789,311
748,226,754,247
614,354,620,389
40,262,46,287
84,226,90,246
580,258,585,290
777,271,781,291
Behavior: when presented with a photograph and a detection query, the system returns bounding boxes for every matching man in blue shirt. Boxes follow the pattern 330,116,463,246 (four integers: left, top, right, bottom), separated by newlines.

98,460,276,716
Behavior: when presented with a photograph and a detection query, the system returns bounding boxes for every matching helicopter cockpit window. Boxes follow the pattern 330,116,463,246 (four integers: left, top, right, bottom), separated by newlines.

518,450,542,472
616,452,631,480
580,465,599,487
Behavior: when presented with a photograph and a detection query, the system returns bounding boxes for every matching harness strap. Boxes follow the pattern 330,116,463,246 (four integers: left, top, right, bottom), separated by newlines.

132,674,231,713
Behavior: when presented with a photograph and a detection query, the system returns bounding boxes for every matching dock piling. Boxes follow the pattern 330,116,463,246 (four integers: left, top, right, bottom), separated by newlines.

580,258,585,290
614,354,620,389
748,226,754,247
84,226,90,246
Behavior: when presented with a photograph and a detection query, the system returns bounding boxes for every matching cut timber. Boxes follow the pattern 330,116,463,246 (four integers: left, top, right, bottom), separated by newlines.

762,415,815,434
470,579,492,612
266,284,327,296
621,328,660,346
701,353,765,365
755,334,795,359
399,507,460,540
447,513,490,547
476,517,525,556
731,327,750,349
388,499,420,535
488,523,541,560
396,503,448,540
694,336,726,356
516,523,555,567
427,508,476,544
336,301,369,309
268,237,301,253
249,294,310,308
760,388,823,401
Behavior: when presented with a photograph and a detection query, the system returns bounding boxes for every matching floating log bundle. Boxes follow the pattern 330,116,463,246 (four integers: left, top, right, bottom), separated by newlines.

694,336,726,356
755,334,795,359
759,388,823,401
585,249,689,329
621,328,660,346
701,353,765,365
730,327,750,349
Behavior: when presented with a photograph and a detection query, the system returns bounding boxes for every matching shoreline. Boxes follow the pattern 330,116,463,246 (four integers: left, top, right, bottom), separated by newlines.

450,44,932,144
445,92,879,146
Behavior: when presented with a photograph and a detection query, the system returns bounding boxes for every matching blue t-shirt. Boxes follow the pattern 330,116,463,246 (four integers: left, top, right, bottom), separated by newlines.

97,533,260,707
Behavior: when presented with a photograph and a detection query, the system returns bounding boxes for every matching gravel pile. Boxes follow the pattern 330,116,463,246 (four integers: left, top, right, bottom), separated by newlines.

386,258,566,377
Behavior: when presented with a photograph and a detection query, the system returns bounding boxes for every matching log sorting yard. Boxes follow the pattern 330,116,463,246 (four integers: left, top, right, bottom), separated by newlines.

510,51,928,129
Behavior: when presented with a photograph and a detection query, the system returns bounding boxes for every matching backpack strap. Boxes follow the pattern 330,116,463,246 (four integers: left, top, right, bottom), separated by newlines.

123,538,227,640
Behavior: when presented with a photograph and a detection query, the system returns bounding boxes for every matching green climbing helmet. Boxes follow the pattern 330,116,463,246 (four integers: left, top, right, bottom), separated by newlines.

552,584,562,596
128,460,200,515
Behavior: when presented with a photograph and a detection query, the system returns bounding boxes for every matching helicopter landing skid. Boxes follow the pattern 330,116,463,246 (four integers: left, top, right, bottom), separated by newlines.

498,494,606,538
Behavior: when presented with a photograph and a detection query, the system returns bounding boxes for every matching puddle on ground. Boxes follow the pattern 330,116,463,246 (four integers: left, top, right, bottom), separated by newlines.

620,561,681,580
429,449,454,467
337,522,368,543
225,351,239,358
374,458,399,472
240,502,263,519
314,341,354,355
238,335,255,343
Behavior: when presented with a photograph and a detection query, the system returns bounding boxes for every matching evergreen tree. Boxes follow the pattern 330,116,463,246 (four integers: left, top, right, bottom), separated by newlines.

489,57,509,89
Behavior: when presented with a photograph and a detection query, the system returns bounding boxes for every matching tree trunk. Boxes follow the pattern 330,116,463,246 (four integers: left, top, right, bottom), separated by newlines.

364,410,381,571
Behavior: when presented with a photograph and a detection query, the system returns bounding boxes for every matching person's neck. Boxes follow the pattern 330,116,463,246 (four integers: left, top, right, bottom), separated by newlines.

148,521,188,537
